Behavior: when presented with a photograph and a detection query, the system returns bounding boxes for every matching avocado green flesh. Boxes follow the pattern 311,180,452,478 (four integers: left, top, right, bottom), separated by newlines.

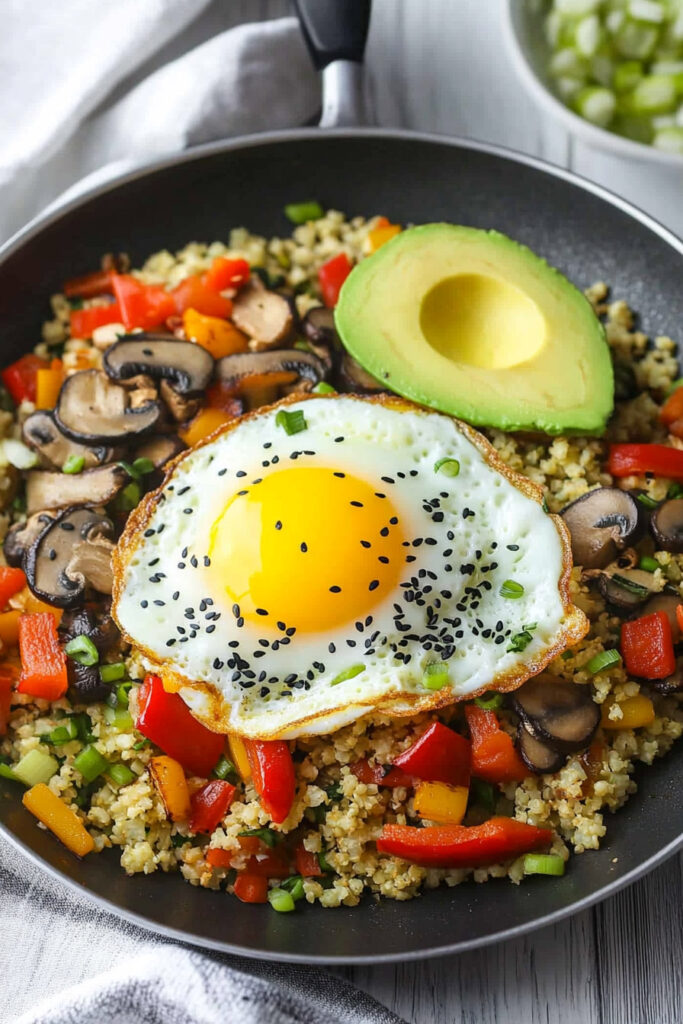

334,224,614,435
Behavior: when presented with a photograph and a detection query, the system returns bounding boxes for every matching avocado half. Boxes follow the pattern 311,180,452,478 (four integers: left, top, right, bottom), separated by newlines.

335,224,614,434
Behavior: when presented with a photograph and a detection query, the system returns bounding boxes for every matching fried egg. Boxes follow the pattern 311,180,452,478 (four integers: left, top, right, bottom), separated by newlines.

112,395,587,739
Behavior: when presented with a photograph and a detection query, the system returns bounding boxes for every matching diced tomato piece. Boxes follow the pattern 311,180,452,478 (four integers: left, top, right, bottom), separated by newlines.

0,567,27,609
350,758,414,788
2,354,48,404
234,873,268,903
244,739,296,824
318,252,353,307
70,302,122,338
189,779,236,833
393,722,471,787
16,613,67,701
465,706,530,784
203,257,250,293
621,610,676,679
295,842,324,877
63,268,114,298
135,674,225,777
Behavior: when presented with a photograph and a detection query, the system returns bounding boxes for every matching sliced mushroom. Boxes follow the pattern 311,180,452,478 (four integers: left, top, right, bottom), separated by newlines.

650,498,683,553
24,506,114,608
511,675,600,754
104,336,214,396
159,379,201,423
231,277,294,349
55,370,161,444
25,464,128,514
517,721,566,774
598,568,658,610
560,488,645,570
216,349,327,395
302,306,338,348
640,593,683,643
133,434,185,469
22,411,116,470
337,353,384,394
651,655,683,694
3,511,56,567
59,607,121,702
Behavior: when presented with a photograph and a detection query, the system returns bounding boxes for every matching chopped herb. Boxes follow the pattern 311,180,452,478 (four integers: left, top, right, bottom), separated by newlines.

268,887,296,912
330,663,364,686
293,338,312,352
212,755,237,781
542,496,549,513
666,377,683,397
103,705,134,731
0,763,20,783
40,719,79,745
523,853,565,877
636,493,659,510
667,482,683,499
284,200,324,224
133,738,150,750
280,875,306,900
585,649,621,675
422,661,449,690
507,624,537,653
170,833,194,848
433,457,460,477
474,691,503,710
561,650,574,661
313,381,336,395
275,408,307,436
64,634,99,666
62,454,85,474
67,712,94,743
325,780,343,803
318,847,334,873
107,763,136,787
111,480,141,513
131,457,156,477
238,827,281,848
100,662,126,683
73,744,109,783
500,579,524,599
638,556,660,573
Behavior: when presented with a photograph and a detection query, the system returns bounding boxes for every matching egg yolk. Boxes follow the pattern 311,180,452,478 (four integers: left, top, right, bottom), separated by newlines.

209,466,406,633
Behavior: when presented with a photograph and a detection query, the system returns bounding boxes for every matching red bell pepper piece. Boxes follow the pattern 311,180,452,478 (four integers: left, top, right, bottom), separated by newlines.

350,758,414,788
1,354,48,404
16,613,68,701
295,842,324,877
0,566,27,609
111,274,176,332
243,848,291,878
377,818,553,868
608,443,683,481
172,273,233,319
465,706,530,784
621,610,675,679
318,252,352,307
189,779,236,833
205,383,245,416
392,722,471,787
203,257,250,293
135,674,225,777
205,847,233,869
677,604,683,636
244,738,295,824
234,873,268,903
63,268,114,298
0,665,16,735
70,302,123,338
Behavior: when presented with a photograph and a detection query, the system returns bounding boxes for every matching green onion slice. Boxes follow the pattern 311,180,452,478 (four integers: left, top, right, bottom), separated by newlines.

500,579,525,599
474,691,503,710
73,744,109,783
0,763,20,783
312,382,336,395
330,663,364,686
103,706,134,731
433,457,460,477
468,778,496,813
238,827,281,848
638,555,659,573
14,748,59,787
523,853,566,877
108,763,136,787
275,409,307,436
585,649,621,675
65,634,99,666
318,848,333,872
131,457,156,477
62,454,85,474
268,887,296,912
280,875,306,900
284,201,323,224
422,661,450,691
100,662,126,683
212,755,236,781
636,493,659,509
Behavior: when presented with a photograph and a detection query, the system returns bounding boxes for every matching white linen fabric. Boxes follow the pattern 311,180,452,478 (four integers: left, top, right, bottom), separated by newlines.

0,7,402,1023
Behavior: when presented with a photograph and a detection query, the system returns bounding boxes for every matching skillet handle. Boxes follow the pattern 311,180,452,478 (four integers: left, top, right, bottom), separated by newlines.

293,0,372,127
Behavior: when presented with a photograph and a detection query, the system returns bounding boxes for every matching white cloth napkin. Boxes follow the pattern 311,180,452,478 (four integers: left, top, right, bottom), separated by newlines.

0,7,401,1022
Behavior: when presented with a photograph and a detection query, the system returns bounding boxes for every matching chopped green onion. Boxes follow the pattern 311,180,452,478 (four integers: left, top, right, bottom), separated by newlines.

330,663,364,687
103,705,134,731
212,754,236,781
638,555,660,572
433,457,460,477
131,457,156,477
585,649,622,674
268,887,296,912
107,763,136,787
40,719,79,745
574,85,617,126
64,634,99,666
313,382,336,395
469,778,496,813
73,744,109,783
668,483,683,499
636,492,659,509
284,201,324,224
561,649,574,660
170,833,193,848
100,662,126,683
275,409,307,436
116,481,141,512
524,853,566,877
614,59,644,91
238,827,281,848
422,661,450,691
133,738,150,750
14,748,59,787
474,691,503,710
507,624,537,653
325,780,343,803
318,848,333,872
653,126,683,153
62,454,85,474
280,875,306,900
0,763,20,782
67,712,94,743
611,572,652,597
500,579,525,599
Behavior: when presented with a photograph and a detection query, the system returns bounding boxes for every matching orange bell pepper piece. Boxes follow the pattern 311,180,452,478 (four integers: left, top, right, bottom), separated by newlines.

227,732,252,781
35,359,63,410
0,567,27,609
601,694,655,730
16,613,67,701
22,783,94,856
366,223,400,253
465,705,530,783
0,611,22,649
182,308,249,359
148,755,191,822
413,781,469,825
661,387,683,427
179,407,235,448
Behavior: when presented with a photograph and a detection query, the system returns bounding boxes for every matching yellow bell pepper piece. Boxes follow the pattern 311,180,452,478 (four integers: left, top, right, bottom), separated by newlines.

0,610,21,648
179,407,234,448
149,755,191,822
366,223,401,254
601,694,655,730
23,591,63,626
227,732,252,782
22,782,94,856
413,780,469,825
35,359,63,410
182,308,249,360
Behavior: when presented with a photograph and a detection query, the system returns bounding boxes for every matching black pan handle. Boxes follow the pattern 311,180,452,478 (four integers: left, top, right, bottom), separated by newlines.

293,0,372,127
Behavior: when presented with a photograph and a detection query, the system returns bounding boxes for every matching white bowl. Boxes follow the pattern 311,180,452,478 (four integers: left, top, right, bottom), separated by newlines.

503,0,683,168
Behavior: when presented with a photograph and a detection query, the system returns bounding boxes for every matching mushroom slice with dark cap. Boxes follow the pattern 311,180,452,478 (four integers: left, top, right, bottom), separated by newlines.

597,568,658,610
103,336,214,396
651,655,683,694
511,675,600,754
650,498,683,553
24,506,114,608
302,305,338,348
640,593,683,643
22,410,116,470
55,370,161,444
59,606,121,702
3,511,56,567
516,721,566,774
25,463,128,514
337,352,384,394
230,277,294,349
560,488,645,570
216,349,327,394
132,433,185,469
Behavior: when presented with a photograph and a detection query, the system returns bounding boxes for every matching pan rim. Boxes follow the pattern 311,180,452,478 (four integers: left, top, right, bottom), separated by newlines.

0,127,681,963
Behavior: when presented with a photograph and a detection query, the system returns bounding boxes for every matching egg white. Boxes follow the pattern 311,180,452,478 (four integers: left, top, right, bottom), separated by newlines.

112,396,586,739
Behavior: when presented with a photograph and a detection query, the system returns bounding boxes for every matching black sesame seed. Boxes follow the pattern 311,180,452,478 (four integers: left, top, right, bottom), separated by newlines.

350,501,363,508
375,492,386,499
300,542,308,553
165,639,176,647
381,527,390,538
369,579,379,591
178,485,190,495
286,627,296,636
507,543,520,551
236,617,244,627
334,472,345,478
144,528,155,538
275,520,282,530
329,585,341,593
328,642,336,653
153,600,165,607
183,508,193,515
334,436,344,442
360,540,371,549
141,600,148,609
